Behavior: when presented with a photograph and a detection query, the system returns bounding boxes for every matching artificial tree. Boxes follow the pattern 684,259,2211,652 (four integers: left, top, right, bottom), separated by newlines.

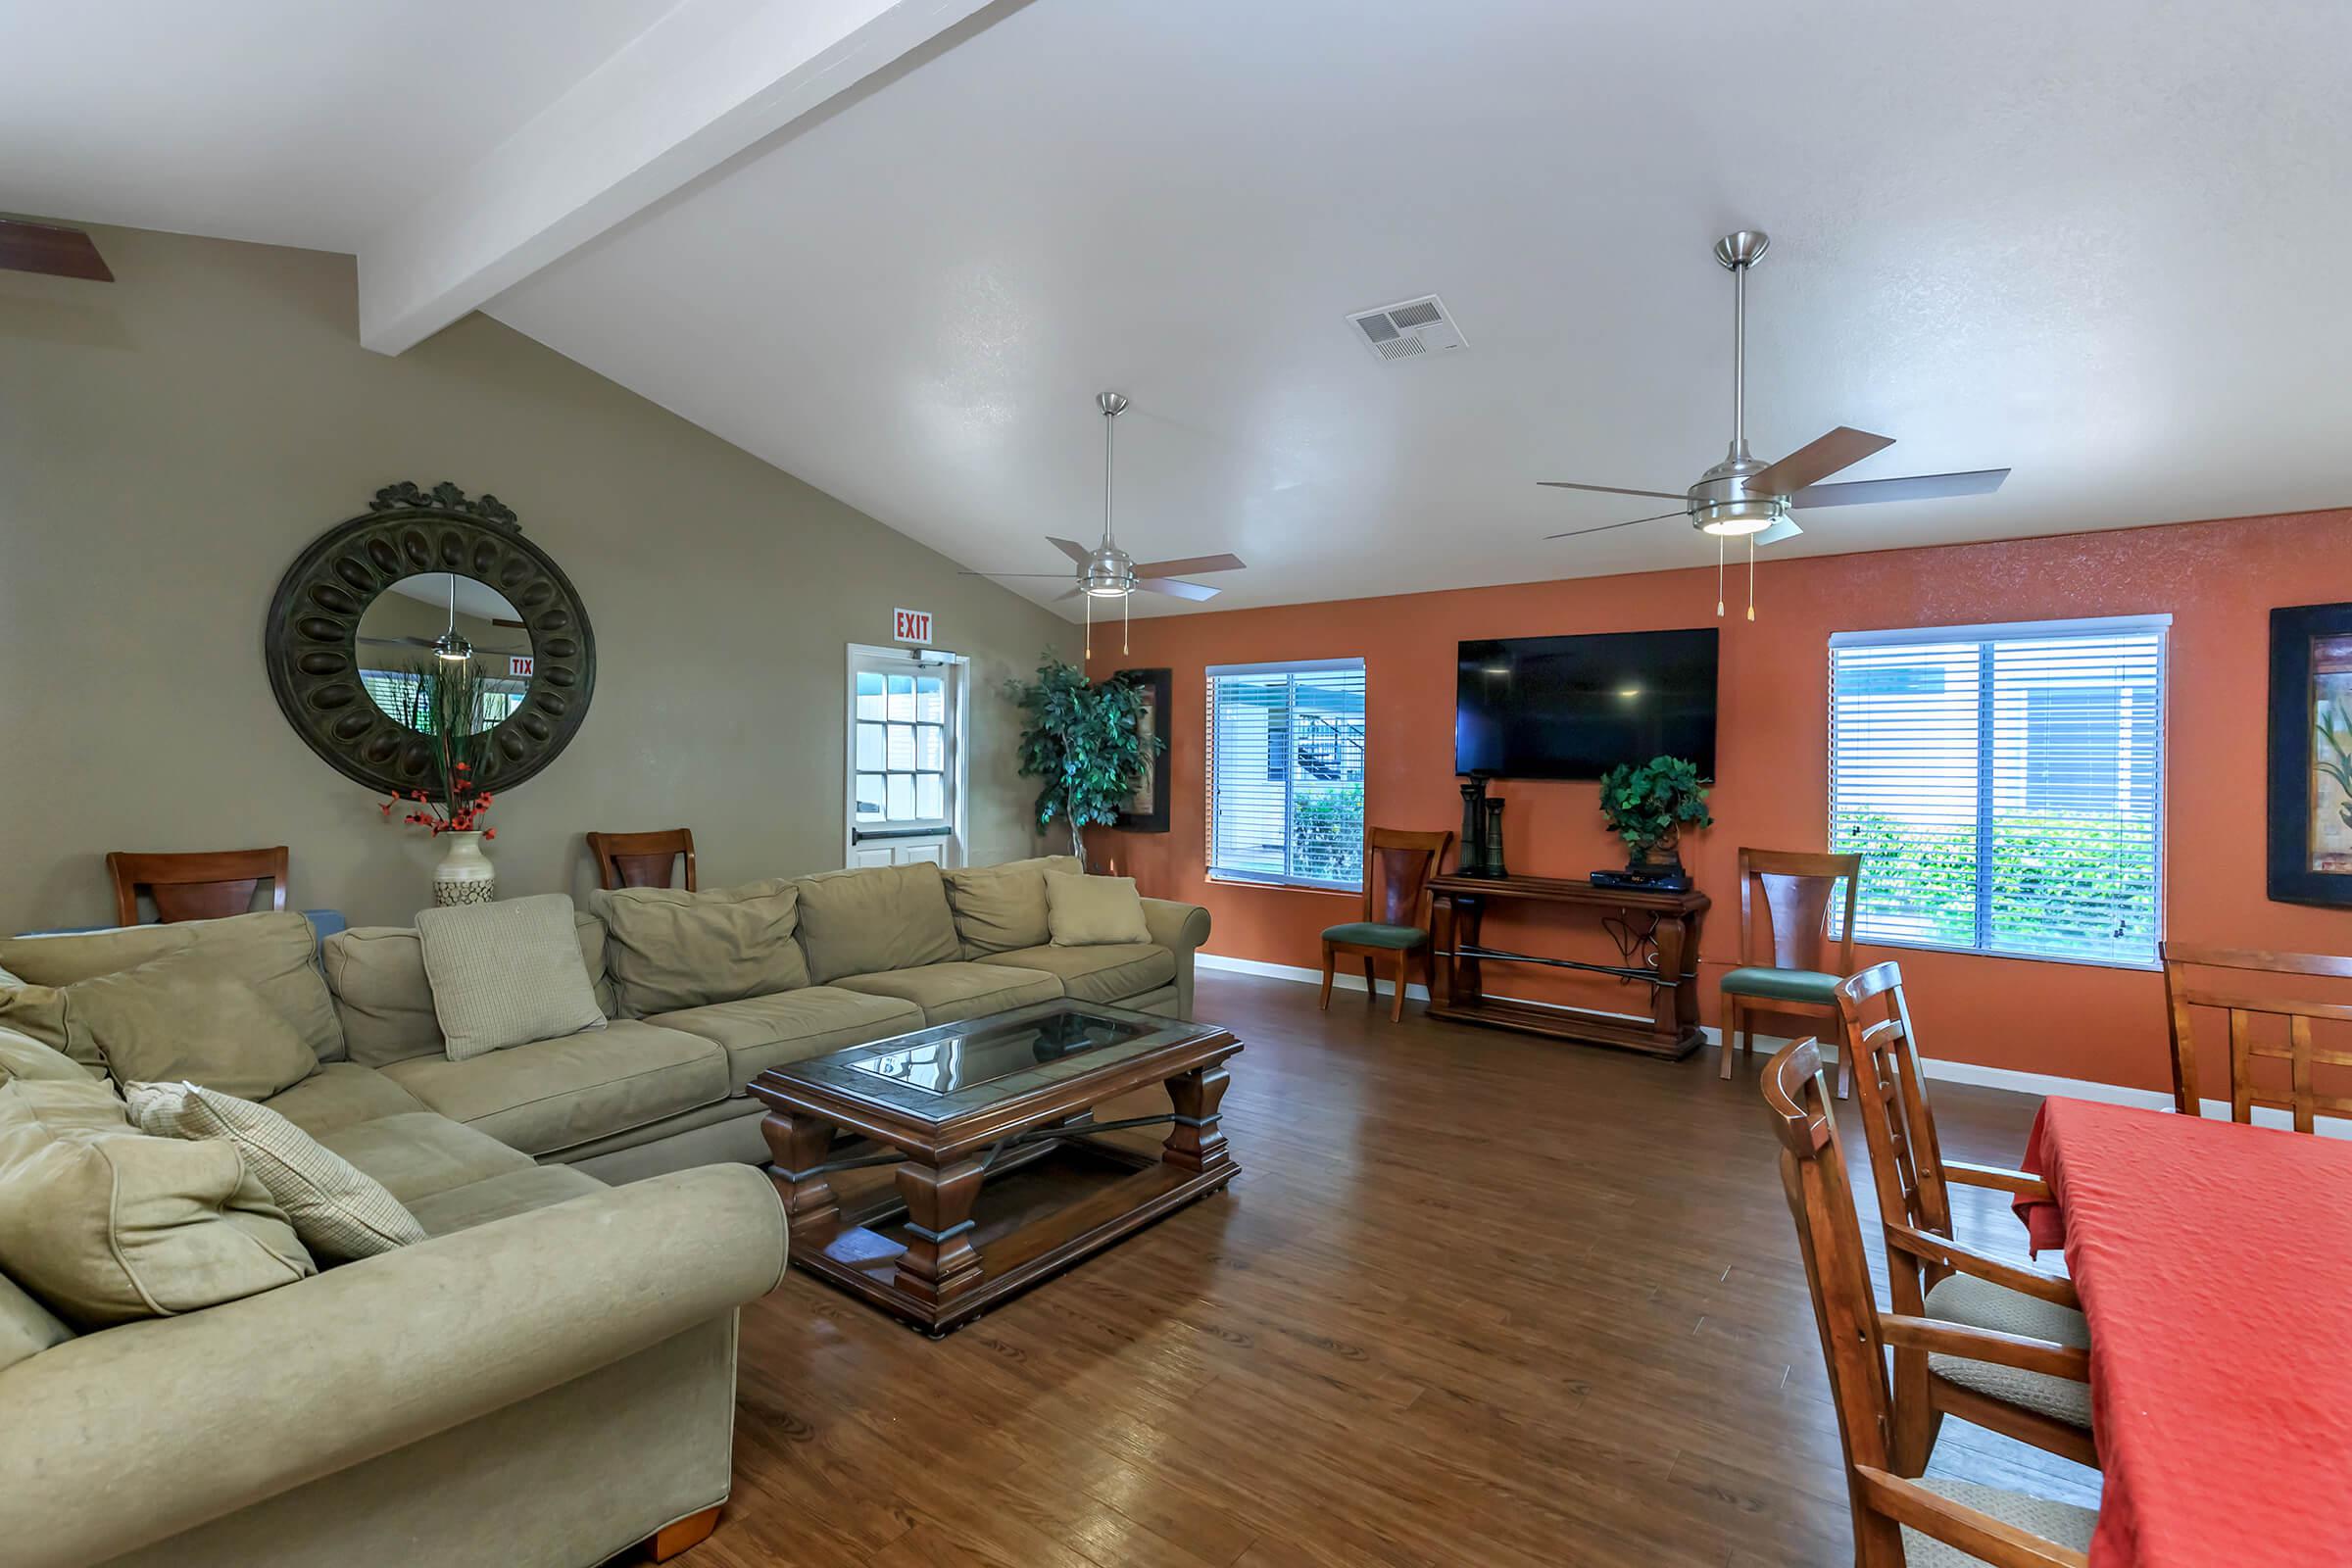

1004,655,1164,866
1597,754,1714,872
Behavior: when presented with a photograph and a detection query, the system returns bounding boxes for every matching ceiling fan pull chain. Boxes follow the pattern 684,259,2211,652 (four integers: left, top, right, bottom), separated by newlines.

1084,589,1093,662
1716,536,1726,617
1746,532,1756,621
1122,589,1130,657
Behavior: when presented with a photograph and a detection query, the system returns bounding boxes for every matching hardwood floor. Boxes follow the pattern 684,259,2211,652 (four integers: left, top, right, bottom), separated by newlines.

696,969,2098,1568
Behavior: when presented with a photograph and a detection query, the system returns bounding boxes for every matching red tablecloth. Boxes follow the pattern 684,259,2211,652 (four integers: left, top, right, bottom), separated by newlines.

2014,1098,2352,1568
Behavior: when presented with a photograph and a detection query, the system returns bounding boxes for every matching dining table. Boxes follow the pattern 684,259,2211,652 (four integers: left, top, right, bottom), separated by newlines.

2012,1097,2352,1568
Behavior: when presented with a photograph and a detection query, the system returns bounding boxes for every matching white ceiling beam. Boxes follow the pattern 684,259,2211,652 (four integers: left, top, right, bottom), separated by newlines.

357,0,1001,355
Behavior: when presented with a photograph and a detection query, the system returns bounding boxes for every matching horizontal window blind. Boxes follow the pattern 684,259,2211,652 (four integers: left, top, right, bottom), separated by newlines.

1207,659,1366,890
1829,616,2167,966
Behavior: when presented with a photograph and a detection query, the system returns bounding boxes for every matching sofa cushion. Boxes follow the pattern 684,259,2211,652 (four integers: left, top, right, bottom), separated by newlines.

651,986,924,1088
0,985,74,1064
0,1023,91,1084
0,1275,73,1375
403,1163,610,1237
0,1076,314,1328
0,911,344,1063
416,895,607,1061
325,914,617,1069
834,961,1062,1026
975,943,1175,1005
311,1110,535,1204
378,1020,730,1157
260,1062,428,1139
795,862,961,984
63,951,320,1100
592,878,808,1015
943,856,1083,956
123,1081,427,1261
1045,870,1152,947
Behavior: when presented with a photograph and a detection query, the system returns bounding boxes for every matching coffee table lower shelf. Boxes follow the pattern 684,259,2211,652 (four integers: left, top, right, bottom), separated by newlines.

781,1137,1236,1335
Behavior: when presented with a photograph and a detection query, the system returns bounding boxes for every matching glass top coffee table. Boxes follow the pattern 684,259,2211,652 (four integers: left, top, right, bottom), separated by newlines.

749,999,1242,1335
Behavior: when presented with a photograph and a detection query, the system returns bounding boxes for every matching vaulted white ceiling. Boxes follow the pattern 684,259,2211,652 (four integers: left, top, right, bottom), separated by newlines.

13,0,2352,617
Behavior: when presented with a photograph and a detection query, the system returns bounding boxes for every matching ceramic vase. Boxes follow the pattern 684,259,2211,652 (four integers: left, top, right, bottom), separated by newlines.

432,830,497,907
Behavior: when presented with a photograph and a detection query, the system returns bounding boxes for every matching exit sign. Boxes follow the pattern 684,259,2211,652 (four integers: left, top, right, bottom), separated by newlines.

893,609,932,645
510,656,534,678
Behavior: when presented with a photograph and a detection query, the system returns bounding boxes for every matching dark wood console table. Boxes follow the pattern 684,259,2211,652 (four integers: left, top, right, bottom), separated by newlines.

1428,872,1710,1058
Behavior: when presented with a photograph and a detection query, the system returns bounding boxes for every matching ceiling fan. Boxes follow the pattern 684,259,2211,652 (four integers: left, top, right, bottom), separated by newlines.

358,575,526,662
964,392,1246,656
0,218,113,282
1539,230,2009,617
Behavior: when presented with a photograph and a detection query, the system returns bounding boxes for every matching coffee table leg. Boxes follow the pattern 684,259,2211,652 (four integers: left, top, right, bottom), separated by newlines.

760,1109,841,1235
1162,1065,1232,1173
893,1155,986,1307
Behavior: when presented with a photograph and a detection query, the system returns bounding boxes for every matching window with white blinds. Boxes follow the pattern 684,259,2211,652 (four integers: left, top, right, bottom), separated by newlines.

1207,659,1367,890
1829,615,2167,966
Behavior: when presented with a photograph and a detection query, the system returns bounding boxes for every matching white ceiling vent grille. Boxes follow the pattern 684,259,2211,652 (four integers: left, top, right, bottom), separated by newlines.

1348,294,1465,365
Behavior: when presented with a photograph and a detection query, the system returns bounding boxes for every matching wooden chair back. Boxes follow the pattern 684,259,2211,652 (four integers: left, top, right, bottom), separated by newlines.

1739,848,1861,974
106,847,288,926
2162,943,2352,1132
1360,827,1453,931
1763,1038,2088,1567
588,829,699,892
1836,963,1951,1305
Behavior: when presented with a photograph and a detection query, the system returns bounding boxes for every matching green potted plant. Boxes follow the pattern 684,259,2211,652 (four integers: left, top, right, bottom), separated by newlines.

1597,755,1714,875
1004,655,1165,866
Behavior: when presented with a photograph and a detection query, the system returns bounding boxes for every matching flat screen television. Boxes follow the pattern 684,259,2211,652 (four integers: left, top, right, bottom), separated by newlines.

1455,628,1719,779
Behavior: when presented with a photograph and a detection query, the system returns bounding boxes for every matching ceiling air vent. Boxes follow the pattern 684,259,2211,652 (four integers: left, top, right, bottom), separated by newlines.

1348,294,1466,365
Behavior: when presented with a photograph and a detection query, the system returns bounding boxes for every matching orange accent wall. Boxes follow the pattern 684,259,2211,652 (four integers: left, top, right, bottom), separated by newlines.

1088,509,2352,1092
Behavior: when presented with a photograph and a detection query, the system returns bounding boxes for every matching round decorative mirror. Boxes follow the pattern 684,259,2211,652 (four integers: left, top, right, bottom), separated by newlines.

265,482,596,796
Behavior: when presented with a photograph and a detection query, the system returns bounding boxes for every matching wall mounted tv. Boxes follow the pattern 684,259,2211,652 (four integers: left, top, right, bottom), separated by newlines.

1455,628,1720,780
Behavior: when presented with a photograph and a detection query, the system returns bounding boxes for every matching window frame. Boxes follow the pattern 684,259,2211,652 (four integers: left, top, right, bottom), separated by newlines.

843,643,966,868
1827,613,2171,972
1205,657,1368,894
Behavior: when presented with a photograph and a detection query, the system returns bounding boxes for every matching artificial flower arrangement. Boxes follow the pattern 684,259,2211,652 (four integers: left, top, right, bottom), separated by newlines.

376,660,497,842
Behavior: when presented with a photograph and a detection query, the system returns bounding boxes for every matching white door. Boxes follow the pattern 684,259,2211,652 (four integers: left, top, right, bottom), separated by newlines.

846,644,965,868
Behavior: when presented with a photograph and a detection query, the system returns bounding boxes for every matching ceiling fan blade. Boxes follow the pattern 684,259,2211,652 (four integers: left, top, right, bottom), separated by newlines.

1543,509,1688,541
1751,517,1805,547
1054,587,1083,602
1538,480,1688,502
358,635,443,650
1138,578,1219,601
957,570,1080,578
0,219,113,281
1128,552,1245,578
1045,535,1093,564
1748,426,1895,497
1789,467,2010,510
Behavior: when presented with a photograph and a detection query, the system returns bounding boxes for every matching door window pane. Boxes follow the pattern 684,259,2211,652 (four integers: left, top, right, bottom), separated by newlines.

856,671,887,721
887,723,915,769
916,675,946,723
915,723,944,771
855,722,886,771
855,774,886,821
886,674,915,722
886,773,916,820
916,773,944,819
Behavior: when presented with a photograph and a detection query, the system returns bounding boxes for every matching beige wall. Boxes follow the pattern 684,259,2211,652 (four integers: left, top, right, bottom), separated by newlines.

0,222,1077,932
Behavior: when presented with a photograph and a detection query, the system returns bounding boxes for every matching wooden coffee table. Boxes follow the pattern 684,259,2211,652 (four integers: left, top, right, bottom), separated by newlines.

749,999,1242,1335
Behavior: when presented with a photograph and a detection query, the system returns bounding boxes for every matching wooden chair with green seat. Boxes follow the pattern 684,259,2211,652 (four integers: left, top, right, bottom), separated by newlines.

1837,962,2096,1479
1762,1035,2097,1567
1320,827,1453,1023
1719,847,1863,1097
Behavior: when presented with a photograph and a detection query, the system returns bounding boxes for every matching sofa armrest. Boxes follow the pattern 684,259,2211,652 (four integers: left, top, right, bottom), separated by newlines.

1141,898,1211,1020
0,1163,787,1568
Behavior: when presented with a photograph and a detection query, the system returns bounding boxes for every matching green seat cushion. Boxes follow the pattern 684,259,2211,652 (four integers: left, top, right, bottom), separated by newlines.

1321,922,1427,950
1719,966,1843,1004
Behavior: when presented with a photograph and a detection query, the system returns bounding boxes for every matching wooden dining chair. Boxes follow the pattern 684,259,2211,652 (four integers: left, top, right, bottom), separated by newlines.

1720,847,1863,1097
105,847,289,926
1320,827,1454,1023
587,829,699,892
1836,963,2097,1476
1762,1037,2097,1567
2161,944,2352,1132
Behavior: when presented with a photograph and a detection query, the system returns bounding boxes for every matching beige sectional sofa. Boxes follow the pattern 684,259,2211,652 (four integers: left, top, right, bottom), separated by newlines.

0,855,1209,1568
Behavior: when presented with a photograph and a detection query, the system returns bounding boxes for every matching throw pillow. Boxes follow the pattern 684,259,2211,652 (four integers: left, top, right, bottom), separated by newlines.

590,878,808,1015
0,1076,314,1328
123,1081,426,1260
415,894,607,1061
1045,870,1152,947
64,949,320,1100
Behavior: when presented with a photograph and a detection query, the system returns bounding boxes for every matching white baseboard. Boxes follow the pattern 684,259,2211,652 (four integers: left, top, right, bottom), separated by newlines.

1196,951,2182,1109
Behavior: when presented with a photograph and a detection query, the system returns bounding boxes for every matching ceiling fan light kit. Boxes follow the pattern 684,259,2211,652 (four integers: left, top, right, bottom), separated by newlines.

1539,229,2010,618
962,390,1248,657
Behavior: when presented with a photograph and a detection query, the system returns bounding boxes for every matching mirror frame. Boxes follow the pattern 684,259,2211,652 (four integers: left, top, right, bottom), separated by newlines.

265,481,597,798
